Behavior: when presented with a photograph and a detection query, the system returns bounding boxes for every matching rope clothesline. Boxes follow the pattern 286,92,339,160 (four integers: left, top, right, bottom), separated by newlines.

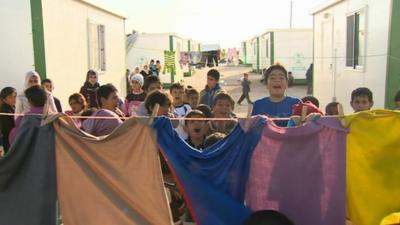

0,112,343,121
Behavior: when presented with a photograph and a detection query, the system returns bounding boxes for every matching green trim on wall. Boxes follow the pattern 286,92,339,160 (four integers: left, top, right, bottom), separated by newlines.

168,35,175,83
270,32,275,66
198,44,201,51
185,40,192,77
30,0,47,79
385,0,400,109
293,78,307,85
188,40,191,52
256,37,260,72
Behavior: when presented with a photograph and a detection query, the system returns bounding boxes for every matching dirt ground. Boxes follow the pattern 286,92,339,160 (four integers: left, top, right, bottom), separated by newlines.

182,65,308,117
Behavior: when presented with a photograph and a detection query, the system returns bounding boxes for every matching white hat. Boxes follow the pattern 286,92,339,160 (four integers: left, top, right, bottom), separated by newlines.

130,74,144,87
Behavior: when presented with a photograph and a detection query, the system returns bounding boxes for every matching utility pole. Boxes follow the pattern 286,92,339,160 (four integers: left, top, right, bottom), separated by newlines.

290,0,293,29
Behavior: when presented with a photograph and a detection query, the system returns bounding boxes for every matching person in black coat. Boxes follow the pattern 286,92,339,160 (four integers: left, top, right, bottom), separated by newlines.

0,87,17,153
237,73,253,105
41,79,63,112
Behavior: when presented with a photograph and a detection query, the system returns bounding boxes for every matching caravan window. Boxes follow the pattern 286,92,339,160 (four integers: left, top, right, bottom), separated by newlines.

88,22,106,72
346,10,365,69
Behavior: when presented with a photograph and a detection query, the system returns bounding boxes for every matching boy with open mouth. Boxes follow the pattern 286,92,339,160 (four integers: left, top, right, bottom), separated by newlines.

184,110,208,150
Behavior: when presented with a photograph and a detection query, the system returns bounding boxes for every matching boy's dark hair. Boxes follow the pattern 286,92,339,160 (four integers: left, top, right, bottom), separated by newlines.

143,76,161,91
150,59,155,63
144,90,172,114
207,69,220,81
69,93,87,108
263,64,288,84
302,96,320,108
0,87,16,100
169,83,185,93
186,88,199,97
85,69,97,82
97,84,117,107
196,104,212,118
213,92,235,110
394,90,400,102
41,78,52,85
204,132,226,148
184,110,206,125
24,86,47,107
243,210,294,225
80,107,97,122
156,60,160,63
351,87,373,102
325,102,339,116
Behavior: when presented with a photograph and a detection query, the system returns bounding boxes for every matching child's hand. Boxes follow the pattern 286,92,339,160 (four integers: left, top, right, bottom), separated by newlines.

0,148,4,157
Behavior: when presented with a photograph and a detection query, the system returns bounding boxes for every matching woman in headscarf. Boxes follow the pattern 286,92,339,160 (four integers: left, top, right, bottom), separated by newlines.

140,64,152,79
15,71,57,118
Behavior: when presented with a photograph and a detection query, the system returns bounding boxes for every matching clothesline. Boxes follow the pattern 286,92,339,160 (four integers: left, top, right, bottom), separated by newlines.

0,112,345,121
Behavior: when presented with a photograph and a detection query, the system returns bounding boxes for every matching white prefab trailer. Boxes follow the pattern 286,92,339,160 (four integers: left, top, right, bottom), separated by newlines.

239,40,252,65
0,0,126,106
127,33,189,86
312,0,400,113
252,29,313,82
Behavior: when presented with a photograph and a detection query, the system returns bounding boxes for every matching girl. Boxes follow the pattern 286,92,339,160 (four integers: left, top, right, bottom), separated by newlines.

80,70,100,108
140,65,152,78
124,73,146,116
65,93,87,128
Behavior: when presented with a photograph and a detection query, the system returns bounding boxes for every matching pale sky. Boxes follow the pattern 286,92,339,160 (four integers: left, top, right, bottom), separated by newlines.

93,0,327,48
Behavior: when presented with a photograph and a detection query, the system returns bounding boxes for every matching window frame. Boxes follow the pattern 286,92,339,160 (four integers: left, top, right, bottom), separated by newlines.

345,7,367,71
87,20,107,72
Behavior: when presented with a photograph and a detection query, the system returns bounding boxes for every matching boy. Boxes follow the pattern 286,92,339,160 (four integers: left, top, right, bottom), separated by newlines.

251,64,301,126
134,76,163,116
186,88,200,109
41,79,63,112
82,84,123,136
124,73,146,116
199,69,223,107
9,86,47,144
237,73,253,105
301,95,319,108
209,92,237,135
350,87,373,112
144,90,173,117
170,83,192,118
325,102,339,116
184,110,208,149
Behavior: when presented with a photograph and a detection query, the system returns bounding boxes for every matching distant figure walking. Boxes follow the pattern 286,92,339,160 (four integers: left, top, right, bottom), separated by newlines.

237,73,253,105
306,63,313,95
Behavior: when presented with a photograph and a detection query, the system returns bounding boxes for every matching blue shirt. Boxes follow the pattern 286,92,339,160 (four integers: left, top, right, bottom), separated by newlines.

251,96,301,126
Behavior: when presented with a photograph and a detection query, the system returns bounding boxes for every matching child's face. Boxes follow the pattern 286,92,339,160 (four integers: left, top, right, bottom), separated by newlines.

42,82,53,93
131,80,141,91
351,96,373,112
4,92,17,106
207,76,217,89
147,82,162,93
157,105,171,116
188,94,199,108
69,99,84,114
266,69,288,97
213,99,233,118
101,91,119,110
171,88,184,105
185,116,207,140
88,74,98,85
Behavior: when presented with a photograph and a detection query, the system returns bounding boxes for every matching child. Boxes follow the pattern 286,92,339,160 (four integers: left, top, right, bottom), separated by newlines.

186,88,200,109
135,76,163,116
325,102,339,115
203,132,226,148
251,64,301,127
9,86,47,145
237,73,253,105
288,101,323,127
184,110,208,149
82,84,123,136
170,83,192,118
199,69,223,107
65,93,87,128
301,95,319,108
149,59,158,75
0,87,17,153
156,60,162,75
350,87,374,112
144,90,173,116
196,104,212,118
140,64,152,78
124,73,146,116
80,70,100,108
209,92,237,135
394,90,400,110
41,78,63,112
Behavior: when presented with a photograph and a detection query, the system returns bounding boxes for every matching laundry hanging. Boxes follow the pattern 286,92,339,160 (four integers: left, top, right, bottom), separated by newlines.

0,115,57,225
345,110,400,225
246,117,348,225
153,116,266,225
163,50,176,74
53,116,173,225
179,52,189,67
189,51,201,65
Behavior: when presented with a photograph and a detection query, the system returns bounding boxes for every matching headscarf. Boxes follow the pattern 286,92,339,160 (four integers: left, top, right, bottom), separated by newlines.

24,71,41,90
